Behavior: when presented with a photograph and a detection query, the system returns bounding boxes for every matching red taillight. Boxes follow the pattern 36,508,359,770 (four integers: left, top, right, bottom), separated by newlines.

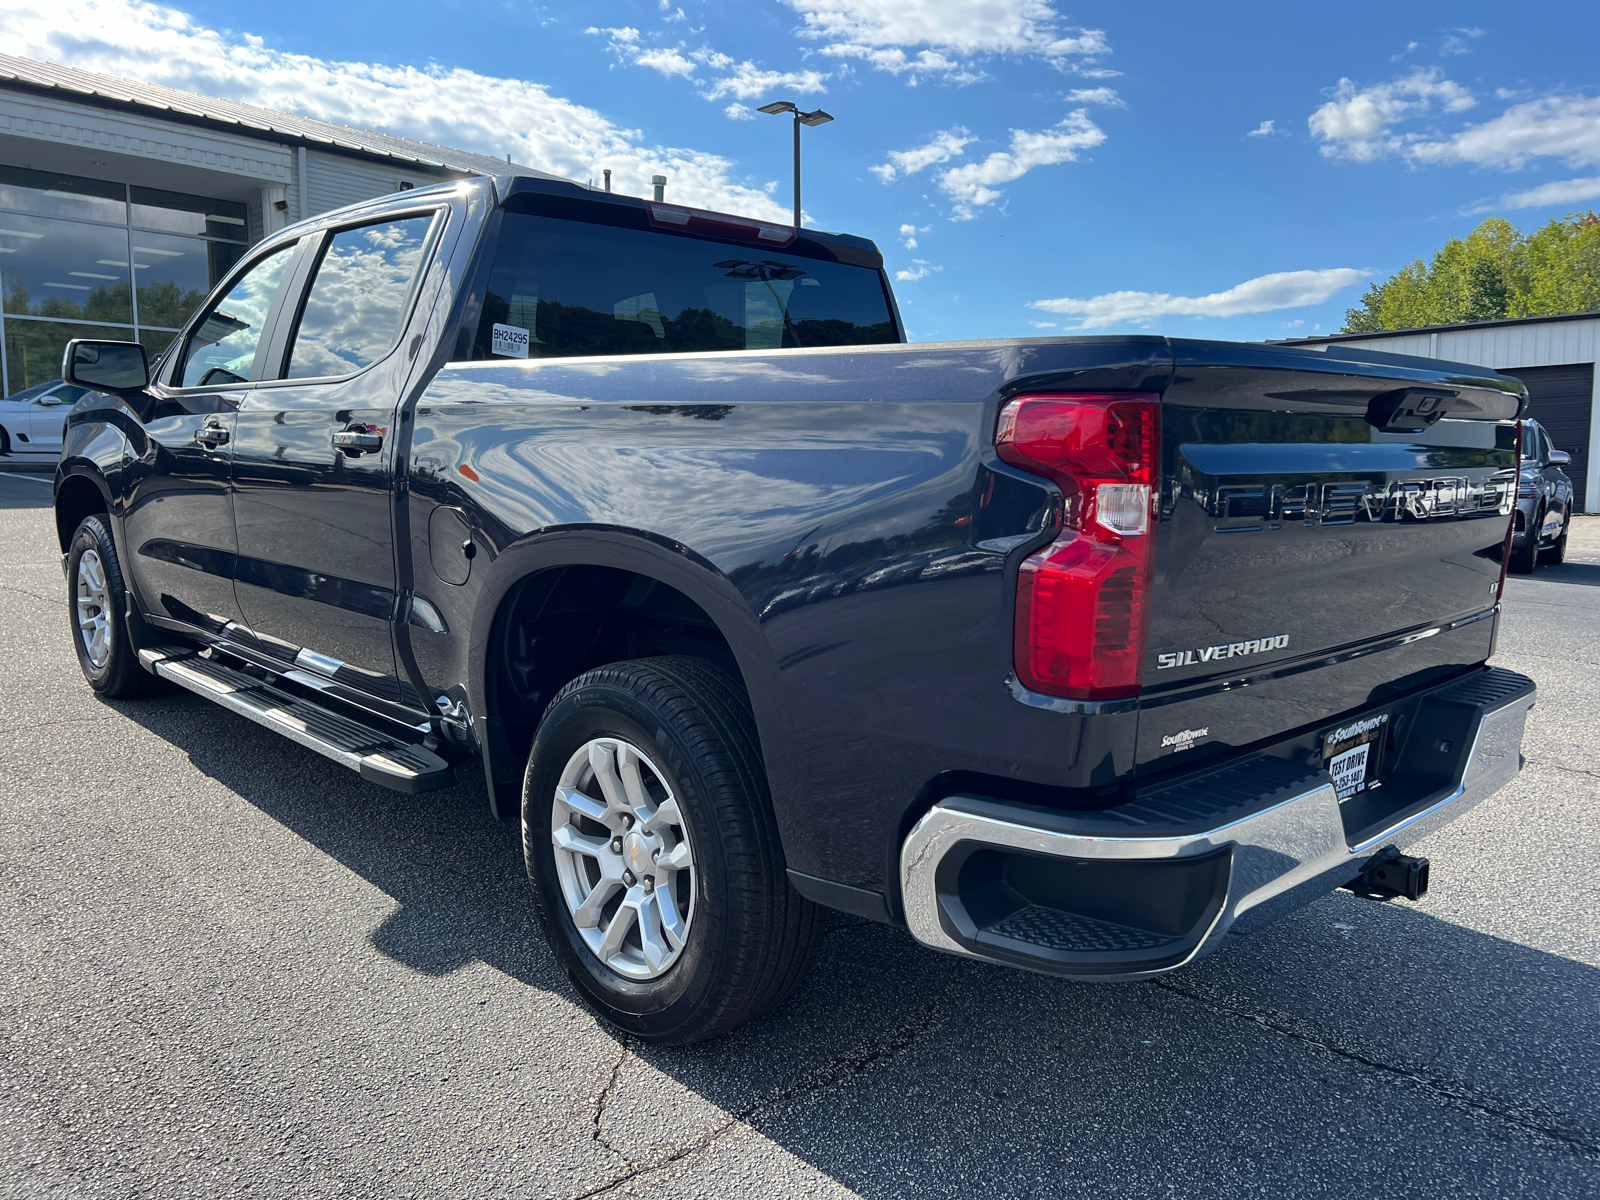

996,393,1160,700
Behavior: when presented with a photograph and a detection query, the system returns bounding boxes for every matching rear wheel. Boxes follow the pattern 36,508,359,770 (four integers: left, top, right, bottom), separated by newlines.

523,655,821,1044
66,515,161,698
1509,508,1541,574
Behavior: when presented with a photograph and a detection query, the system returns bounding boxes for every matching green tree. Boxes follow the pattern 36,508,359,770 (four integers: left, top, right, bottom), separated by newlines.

1343,212,1600,332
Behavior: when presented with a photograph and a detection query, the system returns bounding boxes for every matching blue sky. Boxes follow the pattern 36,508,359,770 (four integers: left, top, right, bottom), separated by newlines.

8,0,1599,342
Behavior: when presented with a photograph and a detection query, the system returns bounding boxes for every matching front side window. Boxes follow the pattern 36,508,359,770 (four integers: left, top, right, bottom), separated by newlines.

285,215,435,380
1521,422,1545,463
465,212,897,361
176,244,296,388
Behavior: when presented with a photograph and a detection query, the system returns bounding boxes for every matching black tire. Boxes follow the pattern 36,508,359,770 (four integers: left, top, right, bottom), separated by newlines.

1543,510,1569,564
1509,509,1541,574
66,514,162,698
523,655,821,1045
0,425,10,456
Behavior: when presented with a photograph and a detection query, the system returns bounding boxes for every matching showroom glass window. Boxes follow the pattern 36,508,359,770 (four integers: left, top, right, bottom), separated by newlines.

0,165,248,396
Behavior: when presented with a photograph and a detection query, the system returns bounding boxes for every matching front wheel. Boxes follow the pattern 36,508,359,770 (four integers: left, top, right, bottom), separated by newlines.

66,515,162,697
523,656,820,1045
1543,510,1569,564
1509,509,1541,574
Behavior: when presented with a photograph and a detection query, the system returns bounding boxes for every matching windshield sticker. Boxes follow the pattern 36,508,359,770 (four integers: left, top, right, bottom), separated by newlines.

491,322,530,359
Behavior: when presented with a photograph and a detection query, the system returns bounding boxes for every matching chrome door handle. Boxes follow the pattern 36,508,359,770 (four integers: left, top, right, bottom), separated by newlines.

194,422,229,447
333,427,384,453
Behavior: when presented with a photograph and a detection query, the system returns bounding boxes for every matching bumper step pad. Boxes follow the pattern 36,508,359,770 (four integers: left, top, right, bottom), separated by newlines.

902,666,1535,980
139,648,454,794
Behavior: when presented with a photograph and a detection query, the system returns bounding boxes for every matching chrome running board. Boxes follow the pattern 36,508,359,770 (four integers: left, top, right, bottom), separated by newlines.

139,647,454,794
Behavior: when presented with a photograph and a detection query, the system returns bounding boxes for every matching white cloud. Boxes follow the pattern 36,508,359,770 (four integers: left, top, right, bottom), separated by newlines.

701,62,830,101
871,127,975,182
634,47,697,78
1065,87,1124,107
591,25,642,46
590,26,828,103
1408,93,1600,169
1247,119,1276,137
1440,27,1484,56
898,223,929,248
939,110,1105,218
1471,175,1600,212
1308,68,1475,161
725,103,756,121
782,0,1110,80
1029,268,1369,330
895,259,941,281
7,0,792,223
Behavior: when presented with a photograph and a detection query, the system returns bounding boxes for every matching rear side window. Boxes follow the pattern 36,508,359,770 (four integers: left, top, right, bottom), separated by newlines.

176,244,296,388
465,212,897,360
286,215,436,380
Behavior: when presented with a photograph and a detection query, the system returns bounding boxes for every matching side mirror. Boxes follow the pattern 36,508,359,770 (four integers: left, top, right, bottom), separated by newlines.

62,340,149,394
1548,449,1571,467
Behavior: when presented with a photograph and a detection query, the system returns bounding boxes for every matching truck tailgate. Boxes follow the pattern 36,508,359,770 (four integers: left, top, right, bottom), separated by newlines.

1138,340,1522,774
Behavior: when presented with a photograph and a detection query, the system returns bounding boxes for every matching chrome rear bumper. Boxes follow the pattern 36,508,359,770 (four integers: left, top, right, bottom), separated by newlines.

900,667,1534,981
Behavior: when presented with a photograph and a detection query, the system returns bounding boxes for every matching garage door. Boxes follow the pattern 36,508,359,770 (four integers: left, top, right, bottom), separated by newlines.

1505,363,1594,512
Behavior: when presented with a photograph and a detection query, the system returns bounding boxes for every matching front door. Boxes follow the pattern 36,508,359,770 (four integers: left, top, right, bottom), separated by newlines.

229,211,440,702
120,243,298,636
25,384,82,455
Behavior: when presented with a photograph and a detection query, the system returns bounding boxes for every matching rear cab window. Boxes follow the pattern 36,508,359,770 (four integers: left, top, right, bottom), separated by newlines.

462,206,898,361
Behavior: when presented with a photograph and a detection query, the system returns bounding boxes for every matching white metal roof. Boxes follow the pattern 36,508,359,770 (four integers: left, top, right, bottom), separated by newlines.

0,53,568,183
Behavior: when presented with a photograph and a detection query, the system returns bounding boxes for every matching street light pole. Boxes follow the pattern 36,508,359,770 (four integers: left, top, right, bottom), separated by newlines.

757,101,834,229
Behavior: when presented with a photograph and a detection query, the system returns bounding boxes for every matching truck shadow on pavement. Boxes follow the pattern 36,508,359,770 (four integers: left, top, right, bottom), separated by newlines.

1527,561,1600,587
115,694,1600,1199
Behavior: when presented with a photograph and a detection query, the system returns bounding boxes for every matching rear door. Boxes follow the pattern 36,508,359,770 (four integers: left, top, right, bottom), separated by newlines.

228,208,443,703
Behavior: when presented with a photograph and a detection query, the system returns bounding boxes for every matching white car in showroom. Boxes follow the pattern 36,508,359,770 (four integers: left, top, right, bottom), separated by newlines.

0,379,88,460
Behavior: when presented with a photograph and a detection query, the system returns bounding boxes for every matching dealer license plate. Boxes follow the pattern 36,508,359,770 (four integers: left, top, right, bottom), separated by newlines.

1323,711,1390,802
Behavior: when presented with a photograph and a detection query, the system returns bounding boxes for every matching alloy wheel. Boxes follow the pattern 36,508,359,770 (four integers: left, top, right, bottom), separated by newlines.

76,548,112,669
550,737,696,980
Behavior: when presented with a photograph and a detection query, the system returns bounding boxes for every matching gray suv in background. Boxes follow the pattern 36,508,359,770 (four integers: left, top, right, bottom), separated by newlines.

1511,418,1575,573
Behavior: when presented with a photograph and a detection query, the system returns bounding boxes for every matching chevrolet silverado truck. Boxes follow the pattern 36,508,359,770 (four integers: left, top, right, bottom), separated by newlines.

54,171,1535,1044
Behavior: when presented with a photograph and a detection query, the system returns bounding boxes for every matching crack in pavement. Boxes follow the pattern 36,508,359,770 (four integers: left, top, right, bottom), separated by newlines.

1151,975,1599,1160
572,1006,941,1199
1522,756,1600,782
589,1040,632,1158
0,582,62,607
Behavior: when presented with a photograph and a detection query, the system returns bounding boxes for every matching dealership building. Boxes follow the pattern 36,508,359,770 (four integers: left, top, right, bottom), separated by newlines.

0,53,530,397
1284,314,1600,513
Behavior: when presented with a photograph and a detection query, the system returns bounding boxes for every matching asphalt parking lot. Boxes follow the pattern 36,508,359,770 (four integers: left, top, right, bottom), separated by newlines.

1,467,1596,1200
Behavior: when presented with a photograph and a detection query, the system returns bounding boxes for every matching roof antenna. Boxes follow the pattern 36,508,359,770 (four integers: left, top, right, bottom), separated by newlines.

652,174,666,202
505,153,512,164
603,169,612,193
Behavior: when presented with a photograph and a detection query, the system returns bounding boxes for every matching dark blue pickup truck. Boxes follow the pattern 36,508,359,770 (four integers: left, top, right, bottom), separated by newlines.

54,171,1535,1043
